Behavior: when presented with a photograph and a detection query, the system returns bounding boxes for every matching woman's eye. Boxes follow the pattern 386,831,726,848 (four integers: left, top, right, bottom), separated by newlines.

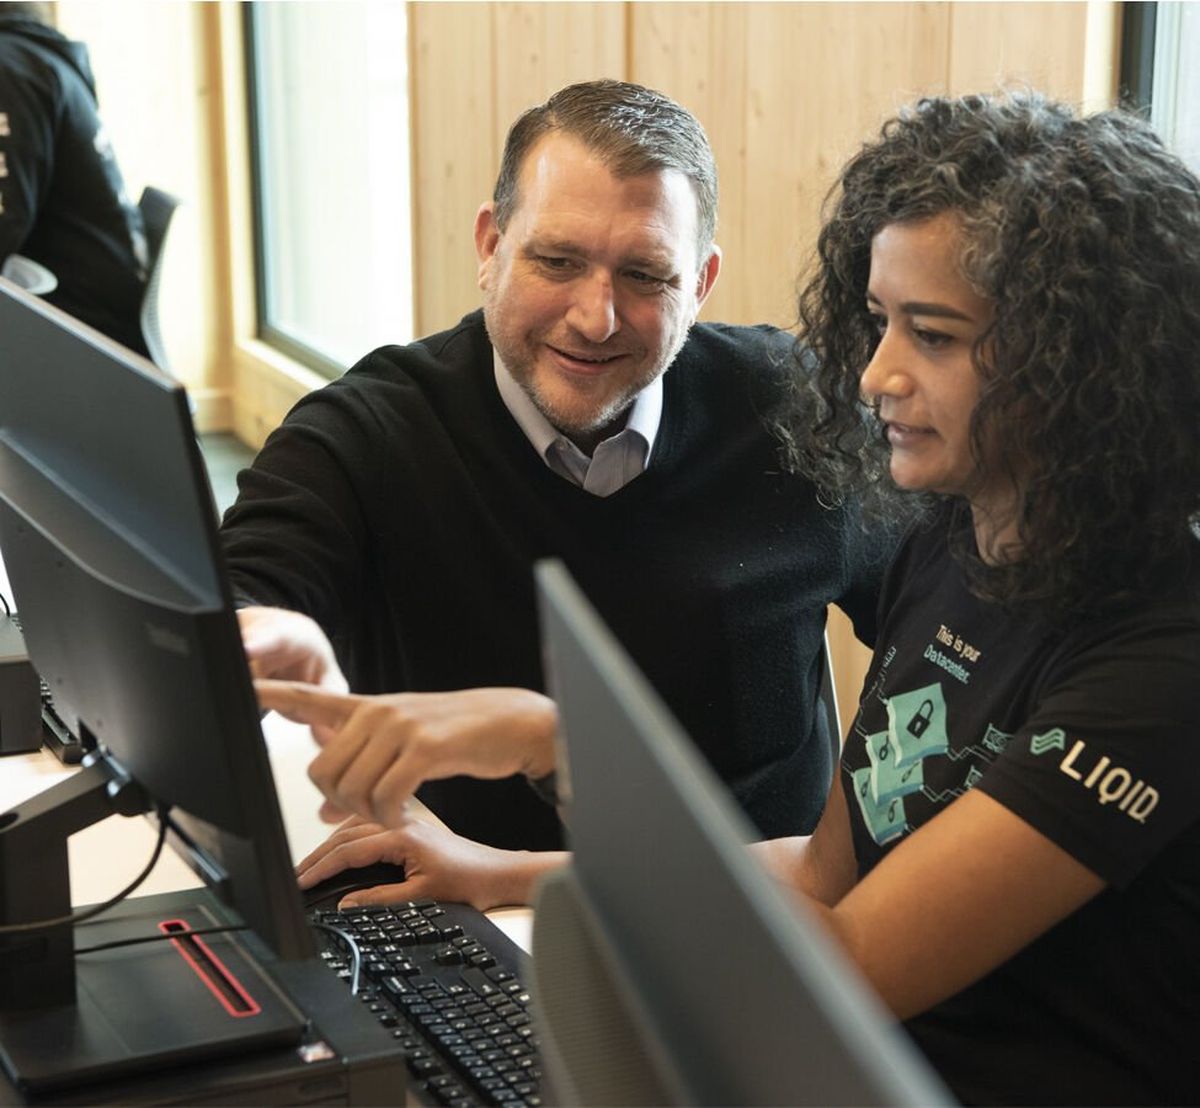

913,327,952,349
868,313,887,337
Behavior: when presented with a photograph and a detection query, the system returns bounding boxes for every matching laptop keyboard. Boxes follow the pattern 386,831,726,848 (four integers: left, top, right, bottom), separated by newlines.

310,901,543,1107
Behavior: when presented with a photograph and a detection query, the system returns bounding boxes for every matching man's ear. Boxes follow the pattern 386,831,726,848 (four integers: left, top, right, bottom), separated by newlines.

693,244,722,313
475,202,502,288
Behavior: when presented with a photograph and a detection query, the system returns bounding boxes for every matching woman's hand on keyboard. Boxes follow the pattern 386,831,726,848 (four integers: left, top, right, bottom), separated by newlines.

296,814,568,911
239,606,349,692
254,681,559,827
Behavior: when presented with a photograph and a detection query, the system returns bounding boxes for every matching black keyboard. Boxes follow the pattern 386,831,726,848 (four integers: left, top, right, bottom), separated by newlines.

310,901,543,1107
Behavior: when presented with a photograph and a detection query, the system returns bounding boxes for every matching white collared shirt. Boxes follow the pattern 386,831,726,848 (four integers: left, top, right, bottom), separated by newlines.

493,354,662,497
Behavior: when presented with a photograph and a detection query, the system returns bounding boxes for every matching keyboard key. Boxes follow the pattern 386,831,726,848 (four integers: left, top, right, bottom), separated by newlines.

425,1079,469,1106
406,1055,443,1079
461,967,501,997
381,975,412,999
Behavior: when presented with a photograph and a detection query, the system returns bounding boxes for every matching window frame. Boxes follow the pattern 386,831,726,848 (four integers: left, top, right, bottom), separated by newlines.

242,3,355,380
1118,2,1157,111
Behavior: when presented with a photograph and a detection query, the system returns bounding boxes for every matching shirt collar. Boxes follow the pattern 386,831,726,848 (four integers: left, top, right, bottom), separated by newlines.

493,351,663,462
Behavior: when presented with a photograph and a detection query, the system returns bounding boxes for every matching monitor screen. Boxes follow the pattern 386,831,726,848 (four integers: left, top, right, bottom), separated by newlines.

0,279,312,961
535,559,952,1106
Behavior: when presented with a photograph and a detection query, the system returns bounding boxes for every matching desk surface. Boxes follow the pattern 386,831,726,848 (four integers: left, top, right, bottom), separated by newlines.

0,714,532,952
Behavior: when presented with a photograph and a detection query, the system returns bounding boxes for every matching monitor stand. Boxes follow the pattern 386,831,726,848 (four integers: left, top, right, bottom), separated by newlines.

0,893,307,1096
0,759,306,1095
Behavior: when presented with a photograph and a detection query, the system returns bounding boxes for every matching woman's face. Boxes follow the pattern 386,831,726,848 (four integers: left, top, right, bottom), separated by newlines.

860,213,1001,512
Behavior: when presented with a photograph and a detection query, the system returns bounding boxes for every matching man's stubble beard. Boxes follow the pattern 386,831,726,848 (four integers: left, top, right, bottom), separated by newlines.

481,286,694,441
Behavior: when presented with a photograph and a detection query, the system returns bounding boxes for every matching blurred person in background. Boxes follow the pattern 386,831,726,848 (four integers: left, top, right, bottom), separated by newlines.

0,2,148,354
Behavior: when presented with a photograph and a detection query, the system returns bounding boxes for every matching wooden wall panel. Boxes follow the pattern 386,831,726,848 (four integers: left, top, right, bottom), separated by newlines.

410,4,499,337
948,2,1090,99
491,2,626,129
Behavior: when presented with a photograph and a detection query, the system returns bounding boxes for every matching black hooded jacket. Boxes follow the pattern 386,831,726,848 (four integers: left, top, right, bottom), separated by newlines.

0,15,148,353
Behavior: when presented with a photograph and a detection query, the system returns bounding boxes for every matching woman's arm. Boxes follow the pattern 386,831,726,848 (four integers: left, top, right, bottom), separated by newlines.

807,788,1105,1019
753,769,859,906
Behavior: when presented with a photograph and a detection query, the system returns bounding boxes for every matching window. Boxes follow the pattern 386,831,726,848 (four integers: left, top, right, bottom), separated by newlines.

1120,1,1200,175
246,2,413,376
1150,2,1200,173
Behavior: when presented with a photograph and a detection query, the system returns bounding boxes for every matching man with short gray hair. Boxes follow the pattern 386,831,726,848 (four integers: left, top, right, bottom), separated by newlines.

222,79,889,908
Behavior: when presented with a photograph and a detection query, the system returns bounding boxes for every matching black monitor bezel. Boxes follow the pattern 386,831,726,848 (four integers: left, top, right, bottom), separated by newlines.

0,279,313,962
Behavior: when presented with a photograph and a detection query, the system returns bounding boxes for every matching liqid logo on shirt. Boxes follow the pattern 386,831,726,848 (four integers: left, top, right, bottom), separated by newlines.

1030,729,1159,823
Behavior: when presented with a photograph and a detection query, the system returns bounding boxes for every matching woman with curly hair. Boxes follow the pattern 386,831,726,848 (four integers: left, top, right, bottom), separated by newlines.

761,90,1200,1104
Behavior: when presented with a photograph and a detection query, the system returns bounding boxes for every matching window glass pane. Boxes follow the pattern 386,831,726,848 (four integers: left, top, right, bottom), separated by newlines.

250,2,412,373
1152,1,1200,175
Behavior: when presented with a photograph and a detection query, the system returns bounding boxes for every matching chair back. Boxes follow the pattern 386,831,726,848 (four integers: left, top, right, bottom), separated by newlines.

137,186,181,370
0,254,58,296
818,631,843,763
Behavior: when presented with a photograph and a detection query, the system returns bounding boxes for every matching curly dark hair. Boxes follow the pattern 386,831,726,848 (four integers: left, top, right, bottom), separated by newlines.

781,90,1200,622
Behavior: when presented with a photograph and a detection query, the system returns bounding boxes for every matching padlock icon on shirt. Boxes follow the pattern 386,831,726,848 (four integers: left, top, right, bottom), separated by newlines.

907,698,934,738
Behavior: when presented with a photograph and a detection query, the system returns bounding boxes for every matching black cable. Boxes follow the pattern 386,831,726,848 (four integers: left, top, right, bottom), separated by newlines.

311,920,363,996
74,923,248,956
0,803,171,935
0,590,11,618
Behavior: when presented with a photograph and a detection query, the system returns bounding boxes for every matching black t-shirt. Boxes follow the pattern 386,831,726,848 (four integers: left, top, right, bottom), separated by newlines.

841,514,1200,1105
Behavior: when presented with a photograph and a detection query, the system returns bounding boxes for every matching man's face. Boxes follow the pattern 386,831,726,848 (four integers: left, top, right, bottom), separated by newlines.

475,132,720,451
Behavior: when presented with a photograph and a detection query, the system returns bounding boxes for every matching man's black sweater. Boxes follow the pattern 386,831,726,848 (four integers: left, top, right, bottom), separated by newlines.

221,312,890,850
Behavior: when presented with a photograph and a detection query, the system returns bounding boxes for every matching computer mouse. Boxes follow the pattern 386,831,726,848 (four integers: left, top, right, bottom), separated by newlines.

302,861,408,911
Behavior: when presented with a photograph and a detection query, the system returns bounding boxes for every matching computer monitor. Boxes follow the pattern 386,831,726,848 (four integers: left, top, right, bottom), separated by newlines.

534,560,952,1106
0,280,313,993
